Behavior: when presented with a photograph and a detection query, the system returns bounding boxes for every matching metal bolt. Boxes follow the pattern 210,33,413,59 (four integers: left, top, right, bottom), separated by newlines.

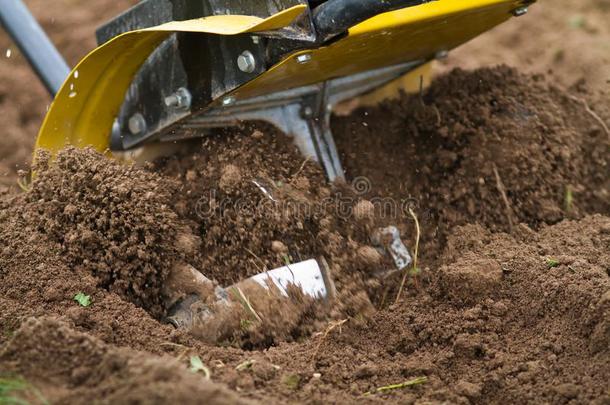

512,6,528,17
301,106,314,118
164,87,192,110
237,50,256,73
128,113,146,135
435,50,449,60
296,53,312,64
222,96,236,106
251,35,260,45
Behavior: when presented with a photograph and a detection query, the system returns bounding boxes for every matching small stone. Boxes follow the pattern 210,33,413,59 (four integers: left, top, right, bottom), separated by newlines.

554,383,580,400
491,301,508,317
354,362,378,379
455,380,482,400
271,241,288,254
439,254,503,304
219,164,242,190
185,170,197,182
251,130,264,140
354,200,375,221
357,246,382,266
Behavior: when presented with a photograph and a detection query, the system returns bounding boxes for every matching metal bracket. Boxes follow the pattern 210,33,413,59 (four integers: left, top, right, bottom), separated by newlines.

161,60,424,181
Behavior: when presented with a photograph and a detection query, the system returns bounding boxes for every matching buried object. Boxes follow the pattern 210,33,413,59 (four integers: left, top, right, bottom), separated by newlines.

166,258,336,330
165,227,411,334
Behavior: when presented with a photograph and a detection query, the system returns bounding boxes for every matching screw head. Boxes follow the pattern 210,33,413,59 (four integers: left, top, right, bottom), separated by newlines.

128,113,146,135
164,87,192,110
237,50,256,73
512,6,528,17
435,50,449,60
301,106,314,118
296,53,312,64
222,96,236,106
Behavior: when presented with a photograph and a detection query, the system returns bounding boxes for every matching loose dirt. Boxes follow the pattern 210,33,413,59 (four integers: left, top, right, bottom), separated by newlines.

1,66,609,404
333,66,610,264
1,1,609,404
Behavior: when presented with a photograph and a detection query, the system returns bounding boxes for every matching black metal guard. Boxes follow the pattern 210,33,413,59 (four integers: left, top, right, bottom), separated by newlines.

0,0,70,96
312,0,430,42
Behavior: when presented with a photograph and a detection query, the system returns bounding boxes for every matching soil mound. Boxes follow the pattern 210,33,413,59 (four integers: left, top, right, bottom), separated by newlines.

25,148,184,317
2,138,389,350
0,66,608,404
292,216,610,404
155,126,382,289
0,317,248,405
334,66,609,252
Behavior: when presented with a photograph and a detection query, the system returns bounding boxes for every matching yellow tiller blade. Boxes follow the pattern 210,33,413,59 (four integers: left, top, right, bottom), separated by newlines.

35,0,527,161
35,5,307,158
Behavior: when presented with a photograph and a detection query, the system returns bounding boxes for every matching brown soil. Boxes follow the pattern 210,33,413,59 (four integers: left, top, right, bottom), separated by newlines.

1,1,609,404
333,66,610,263
1,318,248,405
2,67,609,403
441,0,610,91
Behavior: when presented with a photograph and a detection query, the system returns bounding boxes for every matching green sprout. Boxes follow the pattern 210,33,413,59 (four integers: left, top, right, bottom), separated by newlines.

282,374,300,390
546,258,560,269
189,356,211,380
365,376,428,396
0,376,48,405
73,293,92,307
564,186,574,212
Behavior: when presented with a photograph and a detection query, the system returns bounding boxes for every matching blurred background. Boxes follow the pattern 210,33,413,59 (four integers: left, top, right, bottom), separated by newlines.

0,0,608,188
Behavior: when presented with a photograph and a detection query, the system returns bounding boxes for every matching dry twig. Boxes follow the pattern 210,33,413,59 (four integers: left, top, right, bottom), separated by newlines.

492,163,516,231
567,95,609,139
291,157,311,181
230,286,263,323
312,319,348,359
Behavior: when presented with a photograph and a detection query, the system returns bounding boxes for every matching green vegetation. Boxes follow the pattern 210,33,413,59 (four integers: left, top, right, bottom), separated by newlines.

564,186,574,212
546,258,560,269
73,292,92,307
0,376,47,405
282,374,300,390
568,15,586,29
365,376,428,396
189,356,211,380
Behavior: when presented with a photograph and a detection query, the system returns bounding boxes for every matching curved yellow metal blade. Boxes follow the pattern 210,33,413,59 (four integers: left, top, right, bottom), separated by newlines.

35,0,527,165
230,0,524,101
35,5,306,158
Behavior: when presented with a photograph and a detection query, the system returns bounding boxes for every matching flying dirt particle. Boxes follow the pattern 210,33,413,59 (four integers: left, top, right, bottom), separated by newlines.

219,164,242,191
175,231,201,256
271,240,288,254
354,200,375,221
5,48,11,58
185,170,197,182
293,176,310,191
